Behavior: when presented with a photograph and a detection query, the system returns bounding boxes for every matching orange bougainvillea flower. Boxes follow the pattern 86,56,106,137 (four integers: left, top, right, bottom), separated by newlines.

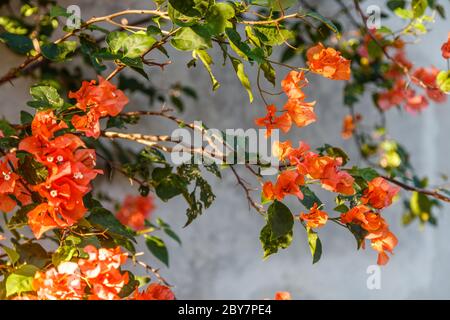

283,98,316,128
27,203,69,239
0,160,18,194
69,77,129,139
341,113,362,140
306,43,351,80
300,203,328,229
281,71,308,100
132,284,175,300
31,110,68,141
263,170,304,201
384,50,413,79
116,195,155,230
441,32,450,59
340,205,397,265
361,177,400,210
273,170,304,201
413,67,447,103
69,77,128,117
255,105,292,137
377,79,408,111
404,92,428,114
78,245,129,300
274,291,292,300
71,109,101,139
272,140,293,161
33,262,85,300
299,153,355,195
371,231,398,265
18,110,102,238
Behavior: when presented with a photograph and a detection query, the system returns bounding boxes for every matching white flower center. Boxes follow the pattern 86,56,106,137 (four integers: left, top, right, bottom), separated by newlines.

57,156,64,162
50,190,58,197
73,172,83,180
2,172,11,181
47,156,54,162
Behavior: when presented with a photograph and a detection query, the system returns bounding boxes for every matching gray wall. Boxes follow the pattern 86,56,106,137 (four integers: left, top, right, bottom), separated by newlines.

1,0,449,299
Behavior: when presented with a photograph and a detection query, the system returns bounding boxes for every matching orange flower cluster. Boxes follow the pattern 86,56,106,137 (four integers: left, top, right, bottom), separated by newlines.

377,46,447,113
0,153,31,213
116,195,155,230
306,43,351,81
300,203,328,229
70,77,129,138
341,205,397,265
340,177,399,265
132,283,175,300
263,141,355,201
255,71,316,137
274,291,292,300
30,245,174,300
442,32,450,59
18,110,102,238
33,246,128,300
341,113,362,140
361,177,399,209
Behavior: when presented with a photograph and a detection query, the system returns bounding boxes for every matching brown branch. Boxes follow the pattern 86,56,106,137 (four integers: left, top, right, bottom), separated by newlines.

230,165,265,215
382,175,450,203
0,9,169,86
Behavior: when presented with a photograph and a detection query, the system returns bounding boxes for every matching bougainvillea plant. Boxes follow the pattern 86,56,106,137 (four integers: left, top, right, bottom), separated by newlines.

0,0,449,300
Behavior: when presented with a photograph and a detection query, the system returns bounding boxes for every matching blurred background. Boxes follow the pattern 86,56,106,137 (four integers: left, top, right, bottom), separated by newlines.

1,0,449,299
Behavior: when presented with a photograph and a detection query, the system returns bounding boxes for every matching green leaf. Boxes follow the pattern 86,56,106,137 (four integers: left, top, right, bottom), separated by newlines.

154,174,187,202
123,32,156,58
412,0,428,18
145,235,169,267
226,28,264,62
229,56,253,102
267,200,294,238
299,186,322,209
6,265,39,297
50,5,70,18
168,0,211,17
348,167,379,182
334,203,349,213
304,11,339,35
0,245,20,264
163,227,182,245
394,8,414,19
0,120,15,136
254,25,294,46
52,245,77,266
0,33,33,54
387,0,406,11
261,61,276,86
171,27,211,51
107,31,156,58
437,70,450,93
193,49,220,90
205,3,235,35
17,153,48,185
27,85,64,109
20,111,34,125
250,0,297,11
259,223,293,259
348,223,368,249
106,31,128,54
87,207,136,242
306,227,322,264
41,41,77,61
15,243,49,269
